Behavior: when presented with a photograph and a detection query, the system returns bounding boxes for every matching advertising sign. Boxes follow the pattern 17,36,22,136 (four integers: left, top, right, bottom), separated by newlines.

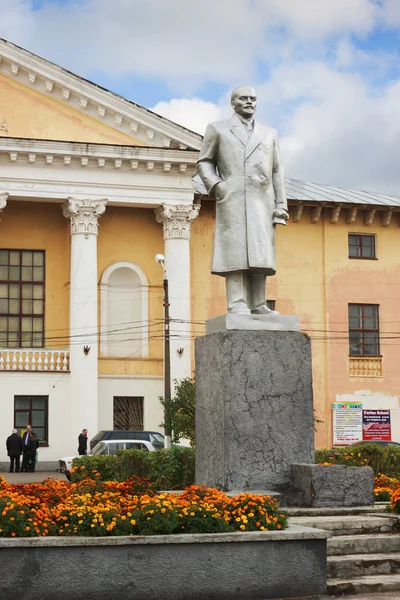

332,402,363,446
363,410,391,441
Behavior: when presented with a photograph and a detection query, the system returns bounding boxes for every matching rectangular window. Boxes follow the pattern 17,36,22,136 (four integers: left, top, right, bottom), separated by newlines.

348,234,376,259
348,304,380,356
0,249,45,348
113,396,144,430
267,300,276,311
14,395,48,445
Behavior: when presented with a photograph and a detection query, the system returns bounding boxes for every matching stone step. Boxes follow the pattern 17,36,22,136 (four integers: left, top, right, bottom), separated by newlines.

328,552,400,578
290,514,398,536
285,505,385,517
328,533,400,556
328,573,400,596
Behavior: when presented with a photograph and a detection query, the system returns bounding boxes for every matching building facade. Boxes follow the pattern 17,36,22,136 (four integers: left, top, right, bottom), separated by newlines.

0,39,399,466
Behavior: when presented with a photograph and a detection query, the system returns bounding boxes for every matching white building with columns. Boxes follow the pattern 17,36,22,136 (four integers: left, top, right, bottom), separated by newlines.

0,39,205,466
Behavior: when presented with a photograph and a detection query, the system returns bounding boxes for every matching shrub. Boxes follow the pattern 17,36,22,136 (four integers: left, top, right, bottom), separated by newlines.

71,447,195,490
315,444,400,477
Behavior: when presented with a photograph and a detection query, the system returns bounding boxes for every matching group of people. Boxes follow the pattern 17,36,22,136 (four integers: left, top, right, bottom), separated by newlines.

5,426,88,474
6,425,40,473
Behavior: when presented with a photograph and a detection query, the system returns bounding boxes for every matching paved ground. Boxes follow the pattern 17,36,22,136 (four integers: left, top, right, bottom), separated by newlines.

0,470,66,484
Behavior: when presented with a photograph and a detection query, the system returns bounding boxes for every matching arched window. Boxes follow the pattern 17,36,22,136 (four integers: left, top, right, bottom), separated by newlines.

100,262,149,358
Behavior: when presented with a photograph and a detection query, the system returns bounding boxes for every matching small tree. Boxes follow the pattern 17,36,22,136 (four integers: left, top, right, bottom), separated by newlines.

160,377,195,446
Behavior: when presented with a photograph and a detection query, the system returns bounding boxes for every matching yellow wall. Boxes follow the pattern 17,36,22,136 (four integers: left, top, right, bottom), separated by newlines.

97,206,165,376
0,200,70,347
190,203,400,449
0,73,144,145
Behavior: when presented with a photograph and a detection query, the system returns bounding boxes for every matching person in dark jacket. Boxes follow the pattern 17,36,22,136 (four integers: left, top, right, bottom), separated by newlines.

78,429,88,455
6,429,23,473
27,432,39,472
21,425,39,472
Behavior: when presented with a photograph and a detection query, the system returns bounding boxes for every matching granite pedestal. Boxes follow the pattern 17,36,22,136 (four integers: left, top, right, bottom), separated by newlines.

195,327,315,491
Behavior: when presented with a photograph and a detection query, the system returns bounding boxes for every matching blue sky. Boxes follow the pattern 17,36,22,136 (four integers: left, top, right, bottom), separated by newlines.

2,0,400,193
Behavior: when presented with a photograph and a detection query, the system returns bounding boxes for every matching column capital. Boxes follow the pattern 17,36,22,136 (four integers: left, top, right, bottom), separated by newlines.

155,203,200,240
0,192,8,211
62,198,107,237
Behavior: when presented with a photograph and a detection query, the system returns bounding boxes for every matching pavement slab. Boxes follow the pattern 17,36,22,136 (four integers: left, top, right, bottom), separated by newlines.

0,471,66,484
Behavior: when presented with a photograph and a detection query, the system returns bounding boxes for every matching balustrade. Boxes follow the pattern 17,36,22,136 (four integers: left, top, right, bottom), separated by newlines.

0,349,70,372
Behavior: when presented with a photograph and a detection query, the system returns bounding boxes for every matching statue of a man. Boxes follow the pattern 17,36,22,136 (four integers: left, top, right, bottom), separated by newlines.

197,85,289,315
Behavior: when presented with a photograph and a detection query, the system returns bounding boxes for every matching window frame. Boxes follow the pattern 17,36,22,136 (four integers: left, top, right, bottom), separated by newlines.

348,234,377,260
0,249,46,348
14,395,49,446
348,303,380,357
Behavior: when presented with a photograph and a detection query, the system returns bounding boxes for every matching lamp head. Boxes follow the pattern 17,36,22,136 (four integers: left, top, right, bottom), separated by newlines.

155,254,165,267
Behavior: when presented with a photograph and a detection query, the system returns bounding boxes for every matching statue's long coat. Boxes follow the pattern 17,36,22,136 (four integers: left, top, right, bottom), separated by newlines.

197,114,287,276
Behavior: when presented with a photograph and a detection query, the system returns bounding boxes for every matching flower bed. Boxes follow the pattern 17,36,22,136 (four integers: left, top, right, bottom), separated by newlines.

374,474,400,502
0,472,287,538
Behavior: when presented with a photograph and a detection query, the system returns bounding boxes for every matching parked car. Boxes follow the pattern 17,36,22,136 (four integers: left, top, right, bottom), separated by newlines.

59,439,156,480
90,430,165,451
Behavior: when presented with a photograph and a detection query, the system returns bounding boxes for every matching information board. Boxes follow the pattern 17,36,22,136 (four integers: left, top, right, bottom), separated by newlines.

332,401,363,446
363,410,391,441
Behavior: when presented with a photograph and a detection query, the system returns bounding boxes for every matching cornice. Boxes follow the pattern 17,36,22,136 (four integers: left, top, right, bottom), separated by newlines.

287,200,400,227
0,39,202,151
0,137,198,173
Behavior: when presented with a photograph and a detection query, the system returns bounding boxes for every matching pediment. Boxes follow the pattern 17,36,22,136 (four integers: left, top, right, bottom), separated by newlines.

0,38,202,150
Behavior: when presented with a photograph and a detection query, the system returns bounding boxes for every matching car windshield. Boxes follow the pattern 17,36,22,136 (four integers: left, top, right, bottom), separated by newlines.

150,433,164,449
92,442,107,455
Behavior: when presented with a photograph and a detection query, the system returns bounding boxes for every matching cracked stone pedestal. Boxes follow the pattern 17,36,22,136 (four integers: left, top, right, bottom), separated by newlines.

195,326,315,492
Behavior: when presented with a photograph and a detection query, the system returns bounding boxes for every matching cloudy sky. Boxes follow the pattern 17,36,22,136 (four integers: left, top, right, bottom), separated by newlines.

2,0,400,194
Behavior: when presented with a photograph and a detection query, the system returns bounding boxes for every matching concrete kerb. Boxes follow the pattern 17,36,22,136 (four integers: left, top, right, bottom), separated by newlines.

0,525,330,600
0,523,331,548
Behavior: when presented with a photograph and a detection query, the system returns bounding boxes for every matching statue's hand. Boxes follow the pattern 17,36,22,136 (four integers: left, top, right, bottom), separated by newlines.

273,208,289,225
213,181,227,201
273,208,289,219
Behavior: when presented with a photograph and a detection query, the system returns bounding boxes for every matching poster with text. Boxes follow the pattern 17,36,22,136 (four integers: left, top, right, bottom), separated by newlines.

363,410,391,441
333,402,363,446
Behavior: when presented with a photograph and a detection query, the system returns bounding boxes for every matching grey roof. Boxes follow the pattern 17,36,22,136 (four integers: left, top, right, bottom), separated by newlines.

286,178,400,208
194,174,400,208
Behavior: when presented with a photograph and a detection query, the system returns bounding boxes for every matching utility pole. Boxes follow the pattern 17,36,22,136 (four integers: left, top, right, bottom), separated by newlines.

156,254,172,449
163,274,172,449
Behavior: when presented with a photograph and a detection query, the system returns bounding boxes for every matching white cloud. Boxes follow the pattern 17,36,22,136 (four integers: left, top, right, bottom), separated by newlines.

379,0,400,25
265,62,400,194
258,0,378,39
151,98,225,135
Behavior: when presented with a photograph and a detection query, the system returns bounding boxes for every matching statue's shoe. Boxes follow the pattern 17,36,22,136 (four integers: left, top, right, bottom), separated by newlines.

251,305,280,316
228,303,251,315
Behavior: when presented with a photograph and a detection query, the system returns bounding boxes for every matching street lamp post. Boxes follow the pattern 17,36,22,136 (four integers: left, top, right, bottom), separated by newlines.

155,254,172,449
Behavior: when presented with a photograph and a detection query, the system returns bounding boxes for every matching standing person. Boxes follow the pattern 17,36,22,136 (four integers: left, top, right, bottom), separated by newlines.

27,431,39,472
197,85,288,315
21,424,33,472
78,429,88,455
6,429,23,473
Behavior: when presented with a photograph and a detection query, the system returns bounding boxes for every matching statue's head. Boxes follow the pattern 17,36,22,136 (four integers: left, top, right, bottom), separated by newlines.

231,85,257,119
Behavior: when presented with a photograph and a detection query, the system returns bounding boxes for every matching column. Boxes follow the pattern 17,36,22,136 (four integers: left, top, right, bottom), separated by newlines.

155,203,200,391
62,198,107,440
0,193,8,213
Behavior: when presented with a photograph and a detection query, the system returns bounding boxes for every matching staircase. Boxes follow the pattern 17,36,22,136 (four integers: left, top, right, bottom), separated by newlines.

288,504,400,596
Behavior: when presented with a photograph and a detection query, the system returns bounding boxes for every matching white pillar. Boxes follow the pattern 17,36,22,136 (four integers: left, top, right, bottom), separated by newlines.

62,198,107,442
155,204,200,392
0,193,8,213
